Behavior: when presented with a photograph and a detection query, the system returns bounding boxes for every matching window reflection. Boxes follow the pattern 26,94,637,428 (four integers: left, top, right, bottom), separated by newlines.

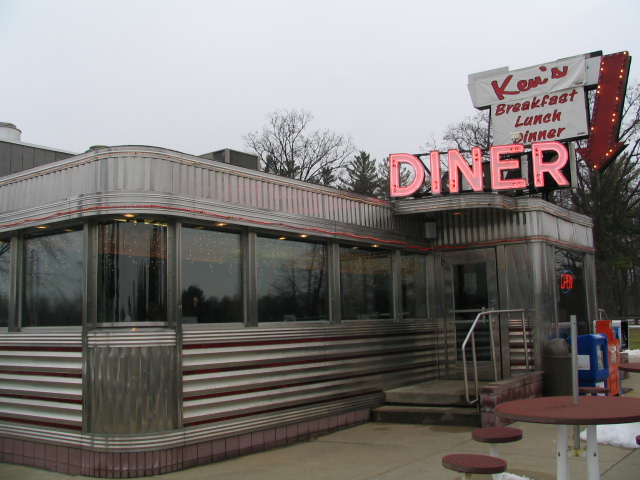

340,247,391,320
24,228,83,327
0,240,10,327
257,237,327,322
98,220,167,323
401,253,428,318
181,226,242,323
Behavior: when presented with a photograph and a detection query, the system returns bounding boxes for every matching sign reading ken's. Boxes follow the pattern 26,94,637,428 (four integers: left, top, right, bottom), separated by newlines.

468,56,589,146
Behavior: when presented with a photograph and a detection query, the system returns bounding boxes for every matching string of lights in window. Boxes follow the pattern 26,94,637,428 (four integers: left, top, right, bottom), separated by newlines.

0,204,595,254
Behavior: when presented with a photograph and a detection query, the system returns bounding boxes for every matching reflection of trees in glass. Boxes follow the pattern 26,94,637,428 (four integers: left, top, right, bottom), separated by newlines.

24,229,83,327
98,221,167,323
555,249,588,333
181,285,242,324
401,254,428,318
258,239,327,322
0,241,10,327
339,248,391,320
181,227,242,323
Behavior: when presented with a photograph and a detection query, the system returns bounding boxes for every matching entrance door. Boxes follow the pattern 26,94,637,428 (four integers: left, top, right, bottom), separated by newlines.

442,249,501,381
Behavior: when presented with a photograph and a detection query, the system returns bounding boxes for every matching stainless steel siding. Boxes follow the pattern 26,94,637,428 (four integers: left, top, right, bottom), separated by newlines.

0,333,83,430
0,148,423,243
433,206,593,250
85,330,179,434
182,322,442,428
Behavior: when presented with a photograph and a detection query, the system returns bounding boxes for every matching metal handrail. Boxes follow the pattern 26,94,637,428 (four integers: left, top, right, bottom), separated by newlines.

460,308,530,404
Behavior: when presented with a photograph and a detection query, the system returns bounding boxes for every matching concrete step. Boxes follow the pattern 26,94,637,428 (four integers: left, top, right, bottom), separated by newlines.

383,380,488,407
371,405,481,427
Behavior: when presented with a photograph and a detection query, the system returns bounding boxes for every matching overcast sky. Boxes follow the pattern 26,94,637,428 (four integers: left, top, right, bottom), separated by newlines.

1,0,639,163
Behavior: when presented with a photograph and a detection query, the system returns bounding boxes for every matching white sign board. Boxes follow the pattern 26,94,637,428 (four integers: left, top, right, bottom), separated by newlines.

577,354,591,371
468,55,590,146
491,87,589,146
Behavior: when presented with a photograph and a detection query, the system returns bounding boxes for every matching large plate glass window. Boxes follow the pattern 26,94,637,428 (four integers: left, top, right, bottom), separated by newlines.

23,227,83,327
257,236,327,322
401,253,428,319
97,219,167,323
340,246,391,320
0,239,10,327
181,226,242,323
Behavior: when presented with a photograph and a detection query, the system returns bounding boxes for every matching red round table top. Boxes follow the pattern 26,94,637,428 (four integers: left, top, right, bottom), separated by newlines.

619,362,640,373
472,426,523,444
442,453,507,475
495,396,640,425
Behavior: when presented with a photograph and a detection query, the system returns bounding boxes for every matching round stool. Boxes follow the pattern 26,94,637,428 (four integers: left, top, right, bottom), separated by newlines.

472,426,523,457
442,453,507,479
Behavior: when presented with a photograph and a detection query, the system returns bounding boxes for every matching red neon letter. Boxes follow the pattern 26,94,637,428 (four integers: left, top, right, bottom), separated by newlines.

389,154,425,197
430,151,441,194
489,144,526,190
560,273,574,290
531,141,569,188
448,147,483,193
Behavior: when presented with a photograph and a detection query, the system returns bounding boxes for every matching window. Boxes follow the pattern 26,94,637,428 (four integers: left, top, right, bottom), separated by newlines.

181,226,242,324
555,249,588,334
97,220,167,323
0,239,10,327
23,227,83,327
340,246,391,320
401,253,428,318
257,237,327,322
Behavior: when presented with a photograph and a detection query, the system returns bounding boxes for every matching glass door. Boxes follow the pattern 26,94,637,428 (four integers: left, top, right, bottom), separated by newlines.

442,249,501,381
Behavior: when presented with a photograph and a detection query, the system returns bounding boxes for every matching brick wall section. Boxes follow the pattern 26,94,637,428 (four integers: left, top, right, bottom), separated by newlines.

480,372,544,427
0,409,370,477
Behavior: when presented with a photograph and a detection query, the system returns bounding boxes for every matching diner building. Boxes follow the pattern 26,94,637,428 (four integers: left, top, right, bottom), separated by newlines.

0,122,596,476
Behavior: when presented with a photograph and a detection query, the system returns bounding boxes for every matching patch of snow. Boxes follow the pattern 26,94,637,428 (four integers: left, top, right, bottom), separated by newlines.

580,422,640,448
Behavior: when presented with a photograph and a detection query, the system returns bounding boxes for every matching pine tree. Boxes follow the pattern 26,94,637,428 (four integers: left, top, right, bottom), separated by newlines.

340,151,380,197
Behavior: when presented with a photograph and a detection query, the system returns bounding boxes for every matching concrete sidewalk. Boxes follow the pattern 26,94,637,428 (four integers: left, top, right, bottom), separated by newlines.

2,368,639,479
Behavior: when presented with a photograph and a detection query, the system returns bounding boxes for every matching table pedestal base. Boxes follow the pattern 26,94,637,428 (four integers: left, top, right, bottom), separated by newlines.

586,425,599,480
556,425,600,480
557,425,569,480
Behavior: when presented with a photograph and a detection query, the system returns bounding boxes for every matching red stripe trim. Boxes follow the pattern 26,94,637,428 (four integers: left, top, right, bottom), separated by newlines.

0,346,82,352
0,204,595,253
184,345,437,375
183,391,373,428
0,370,82,378
183,331,433,350
0,393,82,404
0,416,82,431
183,361,435,401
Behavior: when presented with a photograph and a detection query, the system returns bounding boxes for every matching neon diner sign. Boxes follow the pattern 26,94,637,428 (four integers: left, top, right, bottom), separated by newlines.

389,141,570,198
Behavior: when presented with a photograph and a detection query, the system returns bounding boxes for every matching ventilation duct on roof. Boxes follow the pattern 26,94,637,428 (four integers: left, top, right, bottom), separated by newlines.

0,123,22,142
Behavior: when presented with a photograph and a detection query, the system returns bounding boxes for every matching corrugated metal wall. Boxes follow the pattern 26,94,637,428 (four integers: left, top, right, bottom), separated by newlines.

432,204,593,250
181,322,445,432
85,330,180,435
0,141,75,177
0,321,449,450
0,148,424,242
0,333,82,431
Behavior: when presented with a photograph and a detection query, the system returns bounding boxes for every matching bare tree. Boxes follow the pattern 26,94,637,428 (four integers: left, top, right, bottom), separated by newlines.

424,111,491,157
243,109,355,187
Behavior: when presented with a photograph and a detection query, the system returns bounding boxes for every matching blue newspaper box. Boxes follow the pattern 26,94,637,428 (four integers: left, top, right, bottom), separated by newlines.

567,334,609,387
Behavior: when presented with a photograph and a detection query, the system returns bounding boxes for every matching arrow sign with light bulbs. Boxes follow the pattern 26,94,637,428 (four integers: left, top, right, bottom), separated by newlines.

577,51,632,172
